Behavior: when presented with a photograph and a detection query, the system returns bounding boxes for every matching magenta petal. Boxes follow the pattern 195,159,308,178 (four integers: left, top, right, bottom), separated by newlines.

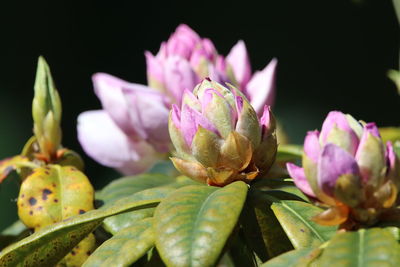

287,163,316,197
164,56,198,104
180,104,217,146
226,40,252,87
171,104,181,129
386,141,396,170
145,51,164,86
201,38,217,60
92,73,137,136
318,143,360,196
122,87,170,151
260,105,272,126
364,122,380,138
304,130,321,163
245,58,277,115
77,110,161,174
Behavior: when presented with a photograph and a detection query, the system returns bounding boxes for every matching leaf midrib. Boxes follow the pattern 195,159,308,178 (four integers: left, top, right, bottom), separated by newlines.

357,230,364,267
189,188,217,266
280,202,325,242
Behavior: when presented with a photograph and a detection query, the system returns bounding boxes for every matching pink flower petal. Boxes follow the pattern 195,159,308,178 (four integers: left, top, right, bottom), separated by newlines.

77,110,162,175
304,130,321,163
318,143,360,196
92,73,137,137
287,163,316,197
164,56,199,104
226,40,251,88
245,58,277,115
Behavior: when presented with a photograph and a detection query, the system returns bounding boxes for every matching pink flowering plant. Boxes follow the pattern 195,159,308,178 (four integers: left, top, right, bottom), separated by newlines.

0,24,400,267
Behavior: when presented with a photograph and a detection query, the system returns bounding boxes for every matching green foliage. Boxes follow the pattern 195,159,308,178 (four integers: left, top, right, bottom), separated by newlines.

271,200,337,249
154,181,248,267
97,174,197,234
314,228,400,267
83,218,155,267
260,247,317,267
0,188,164,266
276,144,302,162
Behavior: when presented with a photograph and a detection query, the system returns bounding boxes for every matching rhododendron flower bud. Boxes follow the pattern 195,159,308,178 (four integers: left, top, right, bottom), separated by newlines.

287,111,400,227
32,57,62,161
169,78,277,186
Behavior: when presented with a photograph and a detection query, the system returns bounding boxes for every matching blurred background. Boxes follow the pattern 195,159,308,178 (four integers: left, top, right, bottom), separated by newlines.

0,0,399,229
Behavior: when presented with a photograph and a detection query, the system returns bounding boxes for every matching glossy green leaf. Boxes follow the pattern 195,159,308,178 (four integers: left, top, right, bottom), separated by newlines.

276,144,302,162
98,174,196,234
315,228,400,266
154,181,248,267
261,247,317,267
83,218,155,267
0,187,169,266
271,200,337,249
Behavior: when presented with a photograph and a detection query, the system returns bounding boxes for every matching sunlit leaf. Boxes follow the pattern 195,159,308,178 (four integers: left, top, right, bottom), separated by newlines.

271,200,337,249
83,218,155,267
315,228,400,266
0,187,168,266
154,181,248,267
261,247,317,267
98,174,196,234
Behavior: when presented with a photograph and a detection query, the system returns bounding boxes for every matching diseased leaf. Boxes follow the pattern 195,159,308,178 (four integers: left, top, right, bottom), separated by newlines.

0,187,170,266
83,218,155,267
271,200,337,249
315,228,400,267
154,181,248,267
17,165,96,265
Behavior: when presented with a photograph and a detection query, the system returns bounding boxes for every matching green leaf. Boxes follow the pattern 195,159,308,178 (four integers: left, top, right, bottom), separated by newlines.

315,228,400,266
253,178,308,201
98,174,196,234
276,145,303,162
83,218,155,267
148,160,179,177
271,200,337,249
0,187,169,266
379,127,400,143
154,181,248,267
228,229,257,267
260,247,317,267
241,189,293,262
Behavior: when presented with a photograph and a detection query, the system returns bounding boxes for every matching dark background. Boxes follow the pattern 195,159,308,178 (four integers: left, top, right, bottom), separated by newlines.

0,0,398,229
